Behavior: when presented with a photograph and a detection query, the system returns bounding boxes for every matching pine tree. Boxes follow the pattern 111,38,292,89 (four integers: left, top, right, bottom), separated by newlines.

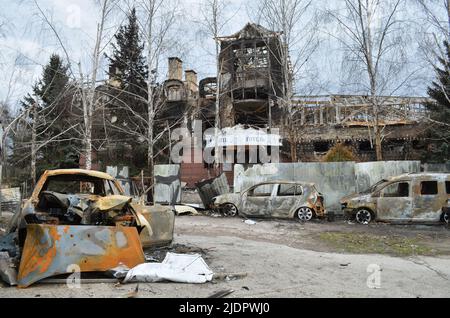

103,7,149,168
107,8,148,115
425,41,450,163
19,54,77,180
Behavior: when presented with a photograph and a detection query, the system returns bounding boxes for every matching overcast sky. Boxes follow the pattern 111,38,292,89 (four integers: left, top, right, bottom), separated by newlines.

0,0,444,111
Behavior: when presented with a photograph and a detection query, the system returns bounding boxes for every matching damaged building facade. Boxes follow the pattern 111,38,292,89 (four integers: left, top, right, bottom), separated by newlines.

94,23,432,187
188,24,432,185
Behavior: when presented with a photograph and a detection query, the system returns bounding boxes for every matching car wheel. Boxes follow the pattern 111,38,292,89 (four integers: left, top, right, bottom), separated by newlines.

222,203,238,217
355,208,373,225
296,207,314,222
443,211,450,224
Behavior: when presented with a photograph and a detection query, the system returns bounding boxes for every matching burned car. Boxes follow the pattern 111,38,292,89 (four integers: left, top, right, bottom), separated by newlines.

212,181,326,221
6,169,175,287
341,173,450,225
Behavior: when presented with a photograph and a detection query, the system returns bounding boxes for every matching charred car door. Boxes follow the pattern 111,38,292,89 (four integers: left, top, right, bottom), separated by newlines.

412,180,443,222
242,184,275,217
377,181,413,222
270,184,302,218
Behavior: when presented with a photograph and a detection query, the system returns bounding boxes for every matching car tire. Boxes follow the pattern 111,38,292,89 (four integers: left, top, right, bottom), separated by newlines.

355,208,373,225
222,203,238,217
296,207,314,222
442,210,450,224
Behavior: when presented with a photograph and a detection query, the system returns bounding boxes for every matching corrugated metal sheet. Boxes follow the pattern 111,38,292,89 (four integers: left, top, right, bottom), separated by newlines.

196,174,230,209
0,187,21,212
154,165,181,205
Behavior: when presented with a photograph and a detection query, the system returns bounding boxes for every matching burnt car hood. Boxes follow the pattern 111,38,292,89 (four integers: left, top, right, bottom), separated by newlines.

341,193,362,203
92,195,132,211
17,224,145,288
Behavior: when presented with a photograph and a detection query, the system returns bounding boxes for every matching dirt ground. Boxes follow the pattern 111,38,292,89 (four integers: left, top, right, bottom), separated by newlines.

1,214,450,298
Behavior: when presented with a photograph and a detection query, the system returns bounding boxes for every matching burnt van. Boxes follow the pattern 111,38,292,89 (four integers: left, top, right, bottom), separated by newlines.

341,173,450,224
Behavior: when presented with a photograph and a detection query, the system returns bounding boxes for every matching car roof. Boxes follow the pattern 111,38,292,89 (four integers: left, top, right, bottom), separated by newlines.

248,181,316,187
43,169,115,181
389,173,450,182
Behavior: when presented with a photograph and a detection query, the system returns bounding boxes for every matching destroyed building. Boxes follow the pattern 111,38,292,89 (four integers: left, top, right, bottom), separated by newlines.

290,95,431,162
88,23,432,187
216,23,285,128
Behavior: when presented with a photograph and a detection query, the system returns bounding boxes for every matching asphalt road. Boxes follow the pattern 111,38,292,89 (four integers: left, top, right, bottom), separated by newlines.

1,215,450,298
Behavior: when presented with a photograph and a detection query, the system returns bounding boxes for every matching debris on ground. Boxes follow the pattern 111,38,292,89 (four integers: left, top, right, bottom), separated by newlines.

0,252,17,286
208,289,235,298
213,272,248,282
123,253,214,284
145,243,213,263
117,285,140,298
40,278,119,284
0,232,18,258
174,205,199,216
17,224,145,288
106,264,131,279
244,220,257,225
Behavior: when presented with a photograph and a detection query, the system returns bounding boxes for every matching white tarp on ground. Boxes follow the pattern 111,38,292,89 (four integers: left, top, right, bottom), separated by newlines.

123,253,214,284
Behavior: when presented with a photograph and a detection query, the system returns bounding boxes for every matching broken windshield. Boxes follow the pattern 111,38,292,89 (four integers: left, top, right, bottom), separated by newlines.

42,175,122,197
360,179,388,194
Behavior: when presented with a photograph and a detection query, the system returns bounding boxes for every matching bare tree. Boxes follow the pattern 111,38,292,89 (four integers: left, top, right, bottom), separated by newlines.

81,0,116,170
328,0,409,161
104,0,180,202
256,0,320,162
416,0,450,43
416,0,450,103
198,0,229,168
35,0,117,170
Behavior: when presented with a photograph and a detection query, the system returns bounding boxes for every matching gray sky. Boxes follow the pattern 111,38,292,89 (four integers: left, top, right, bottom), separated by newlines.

0,0,443,111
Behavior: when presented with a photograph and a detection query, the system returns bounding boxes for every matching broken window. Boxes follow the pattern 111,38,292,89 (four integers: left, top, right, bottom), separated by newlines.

278,184,303,196
314,141,330,153
105,180,122,196
382,182,409,198
249,184,274,197
46,179,102,195
421,181,438,195
235,44,269,72
167,86,183,101
359,141,372,151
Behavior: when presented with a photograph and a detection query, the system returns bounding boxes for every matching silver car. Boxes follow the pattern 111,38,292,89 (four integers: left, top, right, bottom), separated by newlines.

212,181,326,221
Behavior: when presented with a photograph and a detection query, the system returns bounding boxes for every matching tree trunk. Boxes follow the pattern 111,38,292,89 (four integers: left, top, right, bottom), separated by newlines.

84,121,92,170
374,112,383,161
290,139,298,163
147,104,154,204
31,102,38,186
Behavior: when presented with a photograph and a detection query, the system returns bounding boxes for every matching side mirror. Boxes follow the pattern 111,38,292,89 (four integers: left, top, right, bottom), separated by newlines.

372,192,381,198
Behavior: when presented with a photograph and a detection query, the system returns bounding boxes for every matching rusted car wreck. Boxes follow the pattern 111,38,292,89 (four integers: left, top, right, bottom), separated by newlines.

342,173,450,224
212,181,326,221
4,169,175,288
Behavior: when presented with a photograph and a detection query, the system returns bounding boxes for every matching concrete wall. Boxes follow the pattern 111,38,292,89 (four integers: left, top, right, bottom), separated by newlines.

235,163,356,212
235,161,422,213
423,163,450,173
354,161,421,193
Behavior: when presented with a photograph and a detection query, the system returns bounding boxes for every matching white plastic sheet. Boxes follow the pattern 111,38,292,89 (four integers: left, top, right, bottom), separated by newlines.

123,253,214,284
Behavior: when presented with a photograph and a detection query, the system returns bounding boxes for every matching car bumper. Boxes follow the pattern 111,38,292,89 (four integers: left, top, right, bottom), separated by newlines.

342,207,355,217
